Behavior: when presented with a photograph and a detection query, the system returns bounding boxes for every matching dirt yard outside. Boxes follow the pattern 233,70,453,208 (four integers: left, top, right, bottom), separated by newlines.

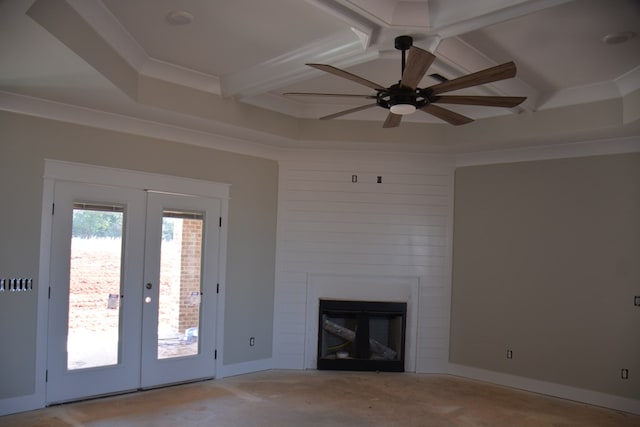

68,237,198,369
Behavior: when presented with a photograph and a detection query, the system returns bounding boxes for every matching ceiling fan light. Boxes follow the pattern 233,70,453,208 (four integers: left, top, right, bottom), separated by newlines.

390,104,416,115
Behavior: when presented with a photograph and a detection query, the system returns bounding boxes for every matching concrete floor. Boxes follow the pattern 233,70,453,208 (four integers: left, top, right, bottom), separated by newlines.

2,371,638,427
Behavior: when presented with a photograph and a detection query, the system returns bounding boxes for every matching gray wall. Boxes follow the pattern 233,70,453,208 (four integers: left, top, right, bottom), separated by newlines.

0,111,278,399
450,153,640,399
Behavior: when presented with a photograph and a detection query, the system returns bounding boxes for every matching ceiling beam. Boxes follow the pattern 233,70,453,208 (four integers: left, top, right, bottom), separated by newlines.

433,38,539,112
427,0,574,39
221,30,380,99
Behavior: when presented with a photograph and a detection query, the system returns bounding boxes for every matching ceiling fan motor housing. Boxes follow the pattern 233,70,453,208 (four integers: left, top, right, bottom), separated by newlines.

375,36,432,114
377,84,429,111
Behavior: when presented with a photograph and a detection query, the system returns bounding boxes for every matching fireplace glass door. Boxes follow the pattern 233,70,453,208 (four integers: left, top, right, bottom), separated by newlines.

318,300,406,372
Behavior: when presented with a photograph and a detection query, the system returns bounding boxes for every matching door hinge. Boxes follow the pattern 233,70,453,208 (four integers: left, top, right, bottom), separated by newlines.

216,283,219,294
45,370,48,382
214,349,217,360
219,217,222,227
51,203,55,215
48,286,51,299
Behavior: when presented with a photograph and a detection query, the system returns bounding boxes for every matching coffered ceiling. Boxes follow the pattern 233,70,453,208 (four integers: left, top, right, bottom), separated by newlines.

1,0,639,152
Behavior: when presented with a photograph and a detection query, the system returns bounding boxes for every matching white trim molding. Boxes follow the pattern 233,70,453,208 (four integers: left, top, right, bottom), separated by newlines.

448,363,640,416
3,91,638,161
456,136,640,167
43,160,230,200
219,359,273,379
0,91,283,161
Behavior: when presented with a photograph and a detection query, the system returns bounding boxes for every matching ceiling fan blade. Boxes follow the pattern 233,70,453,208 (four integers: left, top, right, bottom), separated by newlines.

420,104,474,126
433,95,526,108
283,92,376,99
401,46,436,90
428,62,517,95
383,112,402,128
320,103,378,120
307,64,386,91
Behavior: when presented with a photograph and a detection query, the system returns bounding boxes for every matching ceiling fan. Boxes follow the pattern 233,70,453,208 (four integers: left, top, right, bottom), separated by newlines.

285,35,526,128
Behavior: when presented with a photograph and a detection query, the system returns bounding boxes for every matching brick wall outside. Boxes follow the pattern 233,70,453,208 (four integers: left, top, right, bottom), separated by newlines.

178,219,202,334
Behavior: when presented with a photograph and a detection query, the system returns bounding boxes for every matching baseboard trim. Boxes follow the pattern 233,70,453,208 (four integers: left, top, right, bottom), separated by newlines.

4,362,636,416
219,358,273,379
447,363,640,415
0,393,45,417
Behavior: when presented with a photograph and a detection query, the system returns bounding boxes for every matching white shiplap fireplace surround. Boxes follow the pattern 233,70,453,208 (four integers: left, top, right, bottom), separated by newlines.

273,152,454,373
305,274,419,371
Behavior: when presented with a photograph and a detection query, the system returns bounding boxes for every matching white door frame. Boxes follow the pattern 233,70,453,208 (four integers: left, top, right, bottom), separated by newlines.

38,160,229,405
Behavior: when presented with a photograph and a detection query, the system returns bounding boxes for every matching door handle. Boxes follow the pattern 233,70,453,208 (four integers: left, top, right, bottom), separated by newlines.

145,282,153,290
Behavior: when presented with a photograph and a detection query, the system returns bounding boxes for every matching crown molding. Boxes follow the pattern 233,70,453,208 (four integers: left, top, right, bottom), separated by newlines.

0,91,281,160
455,135,640,167
0,91,456,156
3,89,638,162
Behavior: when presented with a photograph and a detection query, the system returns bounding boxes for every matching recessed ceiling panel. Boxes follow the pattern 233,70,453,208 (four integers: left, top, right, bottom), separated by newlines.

460,0,640,91
102,0,351,77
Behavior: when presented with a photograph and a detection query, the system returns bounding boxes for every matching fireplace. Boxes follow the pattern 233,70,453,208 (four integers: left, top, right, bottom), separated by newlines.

317,299,407,372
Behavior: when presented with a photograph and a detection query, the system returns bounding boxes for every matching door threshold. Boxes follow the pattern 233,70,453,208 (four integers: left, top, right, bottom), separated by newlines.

48,376,216,407
141,376,215,391
47,387,139,407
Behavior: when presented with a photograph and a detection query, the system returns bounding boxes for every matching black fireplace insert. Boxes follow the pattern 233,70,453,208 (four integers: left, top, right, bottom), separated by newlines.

317,299,407,372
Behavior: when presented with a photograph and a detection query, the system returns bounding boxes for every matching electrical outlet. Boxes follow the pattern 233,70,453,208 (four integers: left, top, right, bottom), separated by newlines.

621,369,629,379
634,296,640,306
249,337,255,347
506,350,513,359
351,175,358,183
377,176,382,183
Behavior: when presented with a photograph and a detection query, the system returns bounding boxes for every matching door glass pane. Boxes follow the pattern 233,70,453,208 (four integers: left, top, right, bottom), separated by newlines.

68,203,124,370
158,211,204,359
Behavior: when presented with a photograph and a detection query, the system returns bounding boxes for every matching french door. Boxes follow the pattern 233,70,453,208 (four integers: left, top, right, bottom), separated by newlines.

141,192,220,388
47,181,221,403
